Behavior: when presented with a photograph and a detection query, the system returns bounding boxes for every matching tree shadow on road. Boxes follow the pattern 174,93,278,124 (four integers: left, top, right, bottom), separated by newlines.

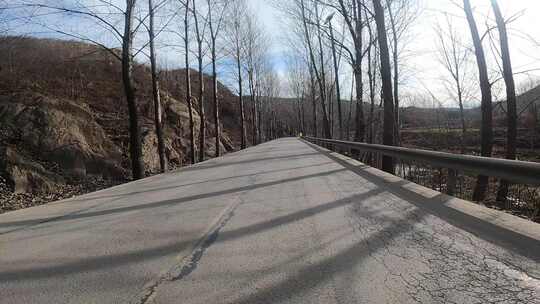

306,141,540,261
174,151,321,172
2,138,537,295
0,179,380,283
227,204,431,304
63,161,335,204
0,164,341,231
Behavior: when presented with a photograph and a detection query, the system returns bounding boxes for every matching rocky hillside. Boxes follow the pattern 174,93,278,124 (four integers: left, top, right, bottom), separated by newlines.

0,36,241,213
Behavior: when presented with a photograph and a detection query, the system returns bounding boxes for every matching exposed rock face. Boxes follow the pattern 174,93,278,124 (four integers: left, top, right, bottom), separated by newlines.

0,93,126,181
0,91,238,193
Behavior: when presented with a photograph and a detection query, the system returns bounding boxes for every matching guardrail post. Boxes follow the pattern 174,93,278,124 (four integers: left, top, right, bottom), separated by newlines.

447,168,457,196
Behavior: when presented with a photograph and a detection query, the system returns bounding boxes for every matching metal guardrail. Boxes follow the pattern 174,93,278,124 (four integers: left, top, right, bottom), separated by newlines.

302,136,540,186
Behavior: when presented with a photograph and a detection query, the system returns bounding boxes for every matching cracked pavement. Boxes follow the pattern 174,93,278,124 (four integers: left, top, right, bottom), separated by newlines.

0,138,539,303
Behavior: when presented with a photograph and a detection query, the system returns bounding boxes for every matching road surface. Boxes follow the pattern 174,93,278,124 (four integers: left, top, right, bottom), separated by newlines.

1,138,539,303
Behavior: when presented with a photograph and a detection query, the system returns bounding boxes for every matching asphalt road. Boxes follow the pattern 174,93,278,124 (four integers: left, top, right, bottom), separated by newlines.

1,138,539,303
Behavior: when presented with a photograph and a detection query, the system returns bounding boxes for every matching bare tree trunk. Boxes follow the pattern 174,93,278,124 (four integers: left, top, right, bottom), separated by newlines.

309,65,317,137
184,0,196,164
372,0,395,174
464,0,493,201
492,0,517,204
297,98,302,134
197,55,206,161
211,38,221,157
329,23,343,139
206,0,228,157
197,54,205,161
367,25,376,146
228,0,247,149
457,84,467,153
353,67,364,142
148,0,167,173
249,71,259,145
258,98,263,142
300,0,331,139
192,0,206,162
314,3,331,138
253,96,259,144
337,0,365,142
300,93,306,134
123,0,145,179
346,74,354,140
354,0,366,142
236,51,246,149
386,0,400,145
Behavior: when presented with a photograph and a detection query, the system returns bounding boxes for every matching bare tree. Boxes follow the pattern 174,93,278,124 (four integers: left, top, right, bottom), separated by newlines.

372,0,395,173
182,0,196,164
345,73,355,140
491,0,517,204
192,0,207,162
309,63,318,136
463,0,493,201
385,0,400,143
259,60,281,141
286,55,309,135
335,0,367,142
313,1,332,138
365,11,379,146
244,11,268,145
275,0,321,138
206,0,229,157
122,0,145,179
385,0,417,144
300,0,331,138
225,0,248,149
148,0,168,173
325,13,344,139
435,14,473,153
